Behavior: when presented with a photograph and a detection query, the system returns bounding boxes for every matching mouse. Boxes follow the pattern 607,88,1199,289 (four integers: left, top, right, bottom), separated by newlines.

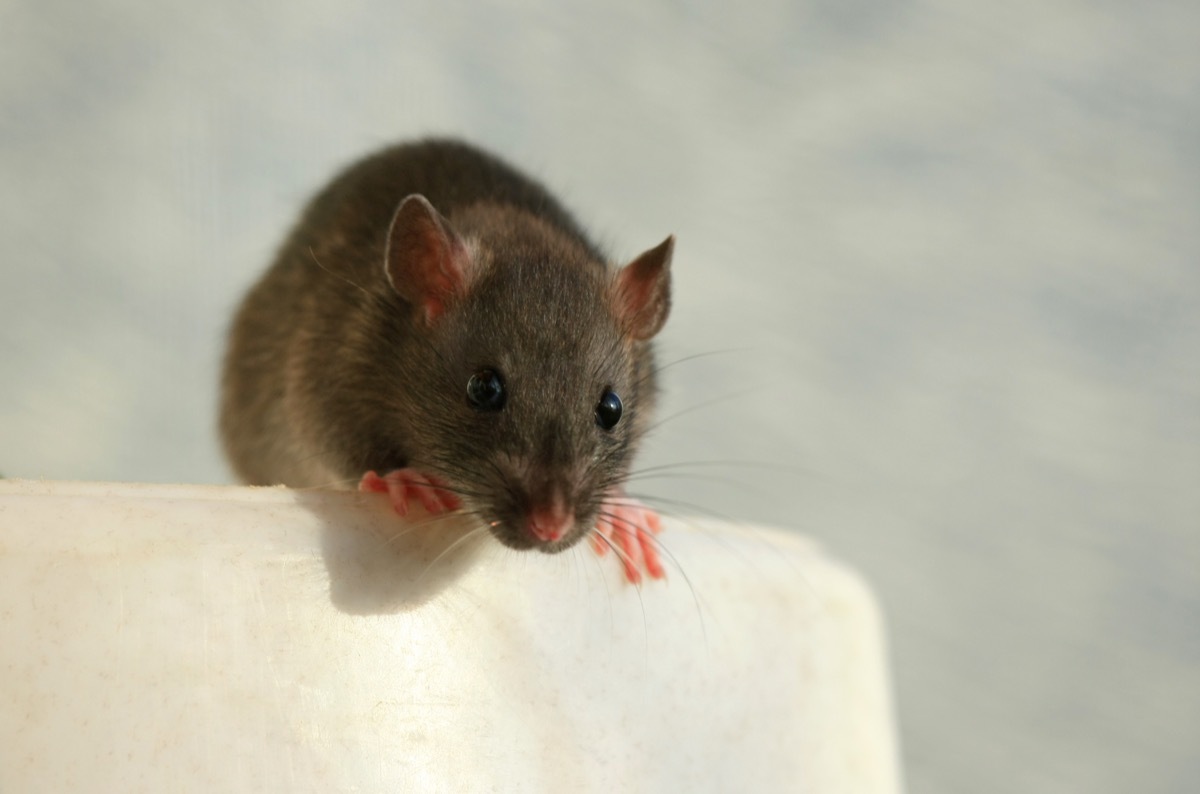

219,138,674,583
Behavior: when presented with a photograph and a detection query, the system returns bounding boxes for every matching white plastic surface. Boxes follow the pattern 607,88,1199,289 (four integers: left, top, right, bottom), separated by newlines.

0,480,901,793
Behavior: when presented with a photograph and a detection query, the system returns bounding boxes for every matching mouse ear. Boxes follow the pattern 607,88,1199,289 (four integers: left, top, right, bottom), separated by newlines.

613,235,674,340
385,194,473,325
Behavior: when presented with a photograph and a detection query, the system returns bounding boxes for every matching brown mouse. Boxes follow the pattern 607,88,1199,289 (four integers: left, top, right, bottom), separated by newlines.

219,138,673,582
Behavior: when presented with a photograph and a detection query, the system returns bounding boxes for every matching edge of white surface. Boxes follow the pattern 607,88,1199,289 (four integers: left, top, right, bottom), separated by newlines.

0,479,903,793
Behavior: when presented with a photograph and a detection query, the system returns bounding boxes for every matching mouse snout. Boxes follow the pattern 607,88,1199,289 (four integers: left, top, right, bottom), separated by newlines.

527,498,574,544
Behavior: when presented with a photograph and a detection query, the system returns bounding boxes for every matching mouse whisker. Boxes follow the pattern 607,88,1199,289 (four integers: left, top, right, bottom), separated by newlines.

639,385,766,436
588,518,651,643
656,347,748,372
626,459,808,477
587,521,638,572
307,247,372,296
616,492,740,525
625,498,816,599
628,347,745,391
593,509,707,642
621,471,774,500
575,541,618,634
414,524,490,586
377,523,422,549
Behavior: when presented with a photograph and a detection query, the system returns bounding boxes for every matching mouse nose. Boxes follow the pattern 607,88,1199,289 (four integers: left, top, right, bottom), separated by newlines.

527,498,574,544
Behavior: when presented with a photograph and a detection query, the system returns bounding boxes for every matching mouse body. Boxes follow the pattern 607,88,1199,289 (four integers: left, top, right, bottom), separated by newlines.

220,139,673,581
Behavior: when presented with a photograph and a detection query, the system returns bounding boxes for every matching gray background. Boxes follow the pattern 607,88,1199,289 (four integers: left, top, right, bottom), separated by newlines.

2,1,1197,791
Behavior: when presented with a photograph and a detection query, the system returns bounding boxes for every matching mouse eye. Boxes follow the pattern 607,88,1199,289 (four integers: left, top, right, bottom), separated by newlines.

467,369,506,411
595,389,623,430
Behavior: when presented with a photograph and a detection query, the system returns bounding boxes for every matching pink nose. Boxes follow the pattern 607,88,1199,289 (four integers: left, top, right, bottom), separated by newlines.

528,504,574,543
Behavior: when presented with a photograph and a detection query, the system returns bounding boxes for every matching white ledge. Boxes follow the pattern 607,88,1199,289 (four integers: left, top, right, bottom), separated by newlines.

0,479,902,793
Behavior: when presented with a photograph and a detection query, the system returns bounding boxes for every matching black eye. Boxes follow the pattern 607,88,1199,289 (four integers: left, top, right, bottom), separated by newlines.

595,389,622,430
467,369,506,411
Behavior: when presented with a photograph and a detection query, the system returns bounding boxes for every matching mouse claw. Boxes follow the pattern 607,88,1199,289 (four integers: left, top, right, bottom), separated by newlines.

359,469,461,517
593,495,665,584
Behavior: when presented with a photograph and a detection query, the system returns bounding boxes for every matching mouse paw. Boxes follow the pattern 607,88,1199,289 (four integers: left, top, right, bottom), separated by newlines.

591,495,665,584
359,469,461,517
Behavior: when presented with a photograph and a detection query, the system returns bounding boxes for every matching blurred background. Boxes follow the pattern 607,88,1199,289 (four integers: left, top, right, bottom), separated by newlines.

2,1,1197,791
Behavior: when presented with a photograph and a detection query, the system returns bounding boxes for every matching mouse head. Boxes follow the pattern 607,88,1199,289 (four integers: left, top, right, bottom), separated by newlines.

383,193,673,553
386,195,672,335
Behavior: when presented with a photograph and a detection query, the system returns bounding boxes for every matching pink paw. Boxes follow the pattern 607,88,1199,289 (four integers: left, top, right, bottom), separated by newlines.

590,494,665,584
359,469,461,517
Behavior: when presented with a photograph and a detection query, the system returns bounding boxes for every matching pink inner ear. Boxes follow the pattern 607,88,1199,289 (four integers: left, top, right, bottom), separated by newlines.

385,195,471,324
615,235,674,341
